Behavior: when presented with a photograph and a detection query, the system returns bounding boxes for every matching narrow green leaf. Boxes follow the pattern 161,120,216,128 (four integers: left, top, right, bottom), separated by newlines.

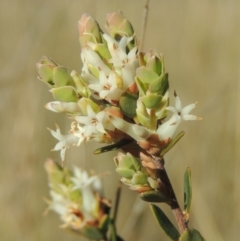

160,131,185,156
180,229,206,241
150,204,180,241
184,167,192,219
94,139,134,154
141,191,171,203
81,226,103,240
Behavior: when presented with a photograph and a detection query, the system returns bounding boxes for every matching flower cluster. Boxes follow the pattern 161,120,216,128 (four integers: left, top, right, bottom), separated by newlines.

44,159,111,240
37,11,200,164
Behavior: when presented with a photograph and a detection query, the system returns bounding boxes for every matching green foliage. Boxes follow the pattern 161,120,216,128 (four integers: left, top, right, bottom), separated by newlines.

184,167,192,220
150,204,180,241
119,92,138,118
94,139,134,154
50,86,79,102
140,191,171,203
180,229,206,241
160,131,185,156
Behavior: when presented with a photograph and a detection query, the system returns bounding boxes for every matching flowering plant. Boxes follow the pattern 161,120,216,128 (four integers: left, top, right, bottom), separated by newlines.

38,11,205,241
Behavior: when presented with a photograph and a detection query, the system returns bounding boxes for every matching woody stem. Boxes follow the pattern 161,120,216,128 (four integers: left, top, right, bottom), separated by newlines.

153,156,188,234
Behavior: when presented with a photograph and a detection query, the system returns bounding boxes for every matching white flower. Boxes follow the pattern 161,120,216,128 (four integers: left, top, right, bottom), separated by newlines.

71,167,101,214
48,124,80,162
75,104,115,137
88,70,124,101
45,101,82,114
81,45,111,76
157,93,201,140
110,115,152,141
103,34,138,68
110,94,200,142
49,190,88,229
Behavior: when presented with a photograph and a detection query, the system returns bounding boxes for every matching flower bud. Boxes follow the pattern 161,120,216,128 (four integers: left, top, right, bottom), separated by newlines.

78,13,103,46
45,101,82,114
114,153,154,193
135,50,170,128
106,11,137,51
37,56,75,87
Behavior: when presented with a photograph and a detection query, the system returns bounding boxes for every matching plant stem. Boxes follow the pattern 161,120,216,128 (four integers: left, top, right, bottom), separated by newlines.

139,0,150,51
113,181,122,221
153,155,188,234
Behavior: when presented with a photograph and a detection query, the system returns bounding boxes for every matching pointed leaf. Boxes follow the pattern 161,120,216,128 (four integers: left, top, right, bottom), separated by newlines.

140,94,162,109
160,131,185,156
135,77,148,96
54,67,75,87
94,139,134,154
149,73,169,95
180,229,206,241
81,226,104,240
136,66,158,84
131,171,148,185
184,167,192,220
116,168,135,178
38,64,55,86
93,43,111,62
130,155,141,171
119,92,138,118
141,191,171,203
71,70,91,98
150,204,180,241
51,86,79,102
146,56,162,76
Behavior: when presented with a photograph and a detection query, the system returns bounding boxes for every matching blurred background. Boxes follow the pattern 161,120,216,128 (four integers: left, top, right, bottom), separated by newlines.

0,0,239,240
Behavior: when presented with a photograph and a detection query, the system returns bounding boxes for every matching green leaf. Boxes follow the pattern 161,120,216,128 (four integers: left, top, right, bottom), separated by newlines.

146,56,162,76
116,168,135,178
149,73,169,95
136,66,158,84
71,70,91,98
119,92,138,118
160,131,185,156
140,94,162,109
180,229,206,241
135,77,148,96
38,64,55,86
81,226,104,240
150,204,180,241
54,67,75,87
94,139,134,154
141,191,171,203
93,43,111,62
99,214,110,234
131,171,148,185
51,86,79,102
184,167,192,219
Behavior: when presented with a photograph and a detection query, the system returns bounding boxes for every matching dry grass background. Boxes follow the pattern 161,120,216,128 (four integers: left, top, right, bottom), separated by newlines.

0,0,240,240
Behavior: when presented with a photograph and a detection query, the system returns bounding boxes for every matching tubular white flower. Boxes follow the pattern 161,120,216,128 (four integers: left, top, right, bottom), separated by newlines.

103,34,138,68
81,45,111,76
71,167,101,214
157,94,201,140
45,101,82,114
110,115,152,141
75,104,115,137
88,70,124,101
48,124,80,161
